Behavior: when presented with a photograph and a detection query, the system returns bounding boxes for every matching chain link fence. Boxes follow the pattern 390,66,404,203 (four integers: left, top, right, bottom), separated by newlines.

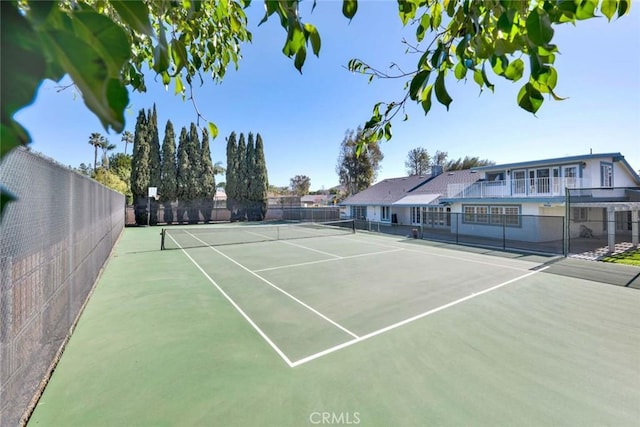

0,148,124,426
356,213,565,255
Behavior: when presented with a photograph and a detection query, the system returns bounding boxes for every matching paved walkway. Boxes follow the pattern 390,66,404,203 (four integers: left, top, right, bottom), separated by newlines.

570,241,639,261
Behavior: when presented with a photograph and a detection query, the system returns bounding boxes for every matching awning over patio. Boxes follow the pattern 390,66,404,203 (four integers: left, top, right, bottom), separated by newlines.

392,193,441,206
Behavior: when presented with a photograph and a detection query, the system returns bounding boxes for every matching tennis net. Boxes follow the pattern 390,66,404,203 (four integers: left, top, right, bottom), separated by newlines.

160,219,356,250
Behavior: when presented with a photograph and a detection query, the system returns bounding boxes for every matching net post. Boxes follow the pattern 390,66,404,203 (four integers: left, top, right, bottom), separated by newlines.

351,219,356,234
160,229,165,250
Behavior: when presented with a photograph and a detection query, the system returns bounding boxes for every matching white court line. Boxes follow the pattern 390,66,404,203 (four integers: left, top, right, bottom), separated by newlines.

276,239,342,258
336,233,532,272
253,248,405,273
290,267,548,368
185,231,360,339
244,229,343,259
166,234,294,367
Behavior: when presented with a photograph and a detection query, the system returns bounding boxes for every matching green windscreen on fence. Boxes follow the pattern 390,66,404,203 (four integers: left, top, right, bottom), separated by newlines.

161,219,356,250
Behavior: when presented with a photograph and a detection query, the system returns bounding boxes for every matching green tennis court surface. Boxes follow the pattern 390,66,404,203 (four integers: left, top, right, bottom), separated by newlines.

28,225,640,426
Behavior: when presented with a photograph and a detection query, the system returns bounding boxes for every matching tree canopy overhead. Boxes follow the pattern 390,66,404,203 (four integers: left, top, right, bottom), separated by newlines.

0,0,631,215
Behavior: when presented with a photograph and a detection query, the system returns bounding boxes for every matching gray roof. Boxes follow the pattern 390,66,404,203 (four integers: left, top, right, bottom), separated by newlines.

410,169,481,195
340,175,430,205
341,170,481,206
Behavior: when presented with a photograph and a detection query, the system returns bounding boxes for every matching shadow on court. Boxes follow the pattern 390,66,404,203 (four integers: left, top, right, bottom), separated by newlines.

538,257,640,289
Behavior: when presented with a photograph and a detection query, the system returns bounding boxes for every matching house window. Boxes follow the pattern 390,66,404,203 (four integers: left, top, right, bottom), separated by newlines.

464,205,521,227
571,207,588,222
425,207,447,226
351,206,366,220
487,172,505,181
600,162,613,187
410,207,421,224
381,206,390,221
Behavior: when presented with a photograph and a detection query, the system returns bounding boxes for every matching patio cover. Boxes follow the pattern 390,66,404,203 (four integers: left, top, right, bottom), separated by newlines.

392,193,441,206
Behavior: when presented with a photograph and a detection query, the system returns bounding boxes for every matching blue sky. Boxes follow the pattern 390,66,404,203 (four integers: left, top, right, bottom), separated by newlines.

14,2,640,190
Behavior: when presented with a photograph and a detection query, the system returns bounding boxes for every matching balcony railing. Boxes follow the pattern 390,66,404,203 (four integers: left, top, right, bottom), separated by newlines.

448,177,584,199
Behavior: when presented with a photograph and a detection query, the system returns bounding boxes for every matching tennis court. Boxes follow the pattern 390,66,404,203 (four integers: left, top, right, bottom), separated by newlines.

27,222,640,426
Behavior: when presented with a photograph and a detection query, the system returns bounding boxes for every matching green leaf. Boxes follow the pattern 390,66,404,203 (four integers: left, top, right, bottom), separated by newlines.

383,122,392,140
0,185,16,219
517,82,544,114
526,8,554,46
409,70,431,101
259,0,279,26
416,14,431,42
444,0,456,17
70,10,130,77
529,66,558,95
481,67,494,92
304,23,321,56
497,9,514,33
283,25,305,57
398,1,417,25
454,61,467,80
342,0,358,20
434,72,452,110
111,1,153,36
431,2,442,29
0,123,29,158
491,55,507,76
153,25,169,73
600,0,617,21
504,58,524,81
1,2,48,126
170,38,188,74
576,0,597,20
294,46,306,73
161,71,171,86
473,69,483,88
208,122,219,139
421,84,433,115
618,0,630,17
41,29,127,132
174,76,184,95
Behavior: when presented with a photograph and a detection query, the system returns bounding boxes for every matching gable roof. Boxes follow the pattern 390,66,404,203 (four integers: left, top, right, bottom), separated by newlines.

340,175,430,206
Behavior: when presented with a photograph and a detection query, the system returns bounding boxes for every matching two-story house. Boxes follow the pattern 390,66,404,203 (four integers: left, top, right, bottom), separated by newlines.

442,152,640,253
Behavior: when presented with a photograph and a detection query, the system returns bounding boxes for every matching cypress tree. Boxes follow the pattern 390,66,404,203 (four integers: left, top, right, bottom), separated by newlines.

159,120,177,224
236,133,247,221
130,109,149,225
176,126,190,224
199,127,215,223
225,132,238,221
254,133,269,220
245,133,257,221
187,123,202,223
147,104,161,225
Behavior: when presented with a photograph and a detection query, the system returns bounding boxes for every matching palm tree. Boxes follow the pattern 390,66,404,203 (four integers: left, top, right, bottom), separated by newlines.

88,132,105,172
100,139,117,170
121,131,133,155
213,161,226,177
